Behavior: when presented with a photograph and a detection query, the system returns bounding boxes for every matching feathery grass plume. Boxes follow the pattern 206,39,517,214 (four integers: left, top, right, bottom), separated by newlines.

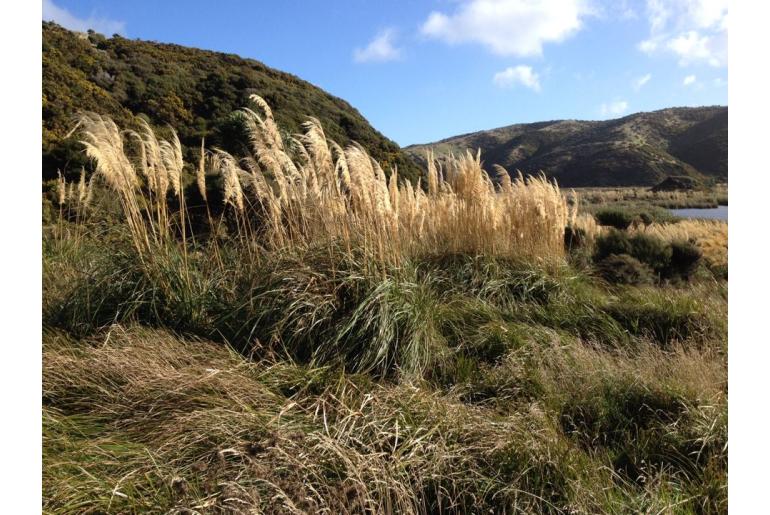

84,174,95,209
76,168,87,205
75,113,179,255
574,213,601,241
56,170,66,206
73,100,571,267
331,140,351,192
213,150,245,212
159,129,183,197
196,138,207,202
426,149,439,196
136,118,168,199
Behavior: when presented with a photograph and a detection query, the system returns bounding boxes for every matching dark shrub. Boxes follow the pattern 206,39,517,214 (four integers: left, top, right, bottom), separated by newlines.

628,234,672,272
564,226,586,251
596,254,654,285
637,212,654,226
594,229,632,261
595,209,634,229
668,240,702,279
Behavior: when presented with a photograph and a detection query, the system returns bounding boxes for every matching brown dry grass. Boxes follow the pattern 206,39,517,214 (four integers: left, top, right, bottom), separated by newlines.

42,325,595,513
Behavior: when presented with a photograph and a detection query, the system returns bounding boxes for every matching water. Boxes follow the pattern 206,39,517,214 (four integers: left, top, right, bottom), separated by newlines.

670,205,728,221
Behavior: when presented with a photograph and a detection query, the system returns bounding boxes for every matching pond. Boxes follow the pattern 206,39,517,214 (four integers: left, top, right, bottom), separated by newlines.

670,205,728,221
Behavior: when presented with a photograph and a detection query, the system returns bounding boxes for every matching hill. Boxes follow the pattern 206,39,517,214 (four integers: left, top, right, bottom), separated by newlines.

405,107,727,187
42,22,420,182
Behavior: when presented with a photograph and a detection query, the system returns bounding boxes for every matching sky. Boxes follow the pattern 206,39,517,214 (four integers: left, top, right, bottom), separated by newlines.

42,0,728,147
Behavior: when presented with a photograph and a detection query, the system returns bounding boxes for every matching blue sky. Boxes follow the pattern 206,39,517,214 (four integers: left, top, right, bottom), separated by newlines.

43,0,728,146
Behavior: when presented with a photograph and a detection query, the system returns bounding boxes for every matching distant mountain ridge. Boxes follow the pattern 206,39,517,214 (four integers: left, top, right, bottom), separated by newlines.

42,22,421,182
405,107,727,187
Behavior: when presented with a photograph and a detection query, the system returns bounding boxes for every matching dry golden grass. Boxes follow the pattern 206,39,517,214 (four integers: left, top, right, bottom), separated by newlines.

632,220,728,269
575,184,727,209
43,325,603,513
75,96,571,268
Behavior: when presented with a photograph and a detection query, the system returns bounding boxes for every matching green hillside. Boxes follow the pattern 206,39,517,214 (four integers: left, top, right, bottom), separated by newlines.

405,107,728,187
42,22,420,182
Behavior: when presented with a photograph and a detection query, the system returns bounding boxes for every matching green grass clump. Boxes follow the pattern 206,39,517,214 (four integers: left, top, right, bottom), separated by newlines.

593,230,703,284
595,208,636,229
596,253,655,285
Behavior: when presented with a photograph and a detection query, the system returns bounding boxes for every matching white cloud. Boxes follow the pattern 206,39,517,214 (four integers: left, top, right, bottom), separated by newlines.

683,74,697,86
638,0,727,67
42,0,126,35
666,30,723,66
632,73,652,91
493,65,541,91
420,0,595,57
600,100,629,117
353,29,402,63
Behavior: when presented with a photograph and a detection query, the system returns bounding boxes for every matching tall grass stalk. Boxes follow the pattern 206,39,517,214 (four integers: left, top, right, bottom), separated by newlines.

74,97,571,271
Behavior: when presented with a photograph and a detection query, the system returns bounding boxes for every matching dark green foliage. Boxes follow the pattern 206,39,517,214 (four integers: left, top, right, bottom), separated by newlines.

636,211,654,225
594,231,700,282
651,175,701,192
560,380,694,480
594,208,635,229
594,229,633,260
668,240,702,279
564,226,586,251
628,233,673,272
596,254,654,285
42,22,421,183
561,380,685,450
605,297,715,346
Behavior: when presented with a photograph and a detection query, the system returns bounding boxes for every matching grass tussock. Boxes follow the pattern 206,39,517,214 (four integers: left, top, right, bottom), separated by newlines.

43,325,726,514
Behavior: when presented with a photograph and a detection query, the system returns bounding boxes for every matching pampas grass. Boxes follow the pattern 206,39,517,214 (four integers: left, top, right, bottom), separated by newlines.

74,96,570,269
